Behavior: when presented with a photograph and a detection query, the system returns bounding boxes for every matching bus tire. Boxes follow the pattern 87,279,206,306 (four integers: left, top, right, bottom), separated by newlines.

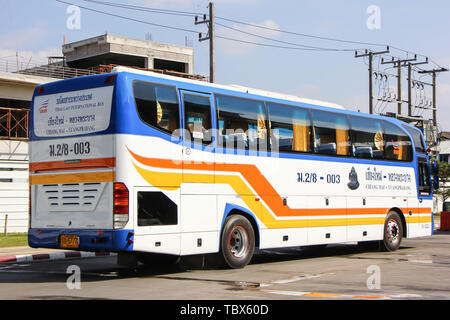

219,215,255,269
381,211,403,252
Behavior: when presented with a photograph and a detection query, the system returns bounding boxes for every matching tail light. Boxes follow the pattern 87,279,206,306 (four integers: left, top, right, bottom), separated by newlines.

113,182,129,229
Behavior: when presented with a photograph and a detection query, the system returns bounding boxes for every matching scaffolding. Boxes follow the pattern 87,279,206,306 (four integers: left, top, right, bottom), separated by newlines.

0,107,29,140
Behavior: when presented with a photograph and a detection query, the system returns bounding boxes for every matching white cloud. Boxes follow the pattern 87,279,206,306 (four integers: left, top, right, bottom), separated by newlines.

216,19,280,56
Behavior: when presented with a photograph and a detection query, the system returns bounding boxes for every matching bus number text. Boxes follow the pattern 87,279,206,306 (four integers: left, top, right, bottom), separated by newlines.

49,142,91,157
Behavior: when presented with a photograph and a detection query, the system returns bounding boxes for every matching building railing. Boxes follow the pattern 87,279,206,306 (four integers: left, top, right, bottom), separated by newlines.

0,107,29,140
0,59,99,80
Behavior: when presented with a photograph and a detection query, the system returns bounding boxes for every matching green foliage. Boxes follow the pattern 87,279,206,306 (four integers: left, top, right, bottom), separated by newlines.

438,161,450,184
435,161,450,209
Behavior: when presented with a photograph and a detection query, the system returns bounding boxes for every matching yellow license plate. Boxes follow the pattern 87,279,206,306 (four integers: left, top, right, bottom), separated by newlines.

60,235,79,248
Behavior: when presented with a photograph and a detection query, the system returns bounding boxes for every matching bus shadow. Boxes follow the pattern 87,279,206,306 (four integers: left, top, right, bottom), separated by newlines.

0,243,416,286
249,243,414,266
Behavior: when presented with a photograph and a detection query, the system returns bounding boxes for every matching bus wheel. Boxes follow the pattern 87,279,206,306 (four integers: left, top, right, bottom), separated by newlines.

219,215,255,269
381,211,403,252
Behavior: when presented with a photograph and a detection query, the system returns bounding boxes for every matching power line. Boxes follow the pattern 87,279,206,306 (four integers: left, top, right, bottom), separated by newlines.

56,0,363,53
79,0,362,52
60,0,445,69
215,35,343,51
55,0,200,34
215,16,444,69
214,21,361,52
81,0,202,17
215,15,388,48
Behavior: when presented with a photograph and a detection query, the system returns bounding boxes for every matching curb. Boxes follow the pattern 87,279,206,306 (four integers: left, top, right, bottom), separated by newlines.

0,251,116,264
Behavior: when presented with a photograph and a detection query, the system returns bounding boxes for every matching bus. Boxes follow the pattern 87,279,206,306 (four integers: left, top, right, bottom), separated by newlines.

28,66,434,269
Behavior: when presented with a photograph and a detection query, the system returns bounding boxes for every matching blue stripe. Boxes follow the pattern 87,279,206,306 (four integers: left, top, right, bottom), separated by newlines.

28,228,134,252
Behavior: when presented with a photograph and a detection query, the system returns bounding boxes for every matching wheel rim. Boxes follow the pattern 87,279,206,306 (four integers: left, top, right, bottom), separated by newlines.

387,219,400,246
228,226,249,258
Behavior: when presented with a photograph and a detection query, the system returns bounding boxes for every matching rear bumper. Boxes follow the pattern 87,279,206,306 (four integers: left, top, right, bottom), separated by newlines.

28,228,134,252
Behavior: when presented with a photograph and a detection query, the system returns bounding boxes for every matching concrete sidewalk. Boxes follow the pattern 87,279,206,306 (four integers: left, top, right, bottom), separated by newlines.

0,246,115,264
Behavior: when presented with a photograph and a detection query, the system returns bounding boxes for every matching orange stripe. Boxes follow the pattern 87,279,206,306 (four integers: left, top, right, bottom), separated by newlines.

30,157,115,173
128,148,429,217
30,171,115,184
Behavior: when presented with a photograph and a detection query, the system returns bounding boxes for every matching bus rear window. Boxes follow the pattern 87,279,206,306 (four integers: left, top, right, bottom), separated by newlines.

133,80,179,135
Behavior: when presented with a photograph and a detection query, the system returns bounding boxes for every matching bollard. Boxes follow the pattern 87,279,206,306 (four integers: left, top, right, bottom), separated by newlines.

3,214,7,236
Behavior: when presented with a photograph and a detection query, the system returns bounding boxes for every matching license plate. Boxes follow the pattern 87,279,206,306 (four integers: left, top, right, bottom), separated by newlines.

60,235,79,248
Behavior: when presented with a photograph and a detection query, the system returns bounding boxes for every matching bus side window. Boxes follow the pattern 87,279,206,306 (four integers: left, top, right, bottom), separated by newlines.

133,80,180,135
215,94,267,151
183,94,212,144
267,102,312,153
311,110,350,156
402,125,426,154
349,116,384,159
383,121,413,161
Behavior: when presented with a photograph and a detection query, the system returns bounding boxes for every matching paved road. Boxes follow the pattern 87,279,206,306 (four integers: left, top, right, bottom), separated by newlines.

0,233,449,300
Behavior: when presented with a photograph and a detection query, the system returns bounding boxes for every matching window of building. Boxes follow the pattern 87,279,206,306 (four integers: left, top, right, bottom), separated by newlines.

383,121,413,161
183,93,212,144
267,102,312,153
133,80,179,135
215,94,267,151
312,110,350,156
349,116,384,159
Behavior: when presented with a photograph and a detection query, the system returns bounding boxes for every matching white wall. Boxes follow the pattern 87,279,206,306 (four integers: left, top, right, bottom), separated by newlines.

0,141,29,233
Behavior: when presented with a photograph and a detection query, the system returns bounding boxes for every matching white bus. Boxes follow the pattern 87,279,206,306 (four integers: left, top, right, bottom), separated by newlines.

29,67,434,268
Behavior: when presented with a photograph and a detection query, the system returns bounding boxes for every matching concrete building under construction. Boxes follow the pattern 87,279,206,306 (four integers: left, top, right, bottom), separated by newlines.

63,33,194,74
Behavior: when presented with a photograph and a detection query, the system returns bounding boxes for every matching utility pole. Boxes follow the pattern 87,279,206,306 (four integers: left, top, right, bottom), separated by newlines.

355,47,390,114
407,63,412,117
418,68,449,127
381,55,417,116
195,2,215,83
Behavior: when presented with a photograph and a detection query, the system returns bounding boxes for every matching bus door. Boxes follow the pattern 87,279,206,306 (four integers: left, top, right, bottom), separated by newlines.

178,90,218,254
409,156,432,237
417,156,432,232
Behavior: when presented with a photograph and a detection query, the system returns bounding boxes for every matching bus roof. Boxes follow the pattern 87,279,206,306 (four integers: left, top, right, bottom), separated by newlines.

112,66,346,111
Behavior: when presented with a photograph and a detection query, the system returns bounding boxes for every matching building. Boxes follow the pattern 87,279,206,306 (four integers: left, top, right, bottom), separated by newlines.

62,33,194,74
0,34,196,233
438,132,450,163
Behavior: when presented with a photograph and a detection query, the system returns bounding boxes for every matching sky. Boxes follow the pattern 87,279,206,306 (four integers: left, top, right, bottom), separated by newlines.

1,0,449,132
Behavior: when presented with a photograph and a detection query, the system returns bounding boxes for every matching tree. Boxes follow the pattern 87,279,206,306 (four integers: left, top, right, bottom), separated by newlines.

435,161,450,211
